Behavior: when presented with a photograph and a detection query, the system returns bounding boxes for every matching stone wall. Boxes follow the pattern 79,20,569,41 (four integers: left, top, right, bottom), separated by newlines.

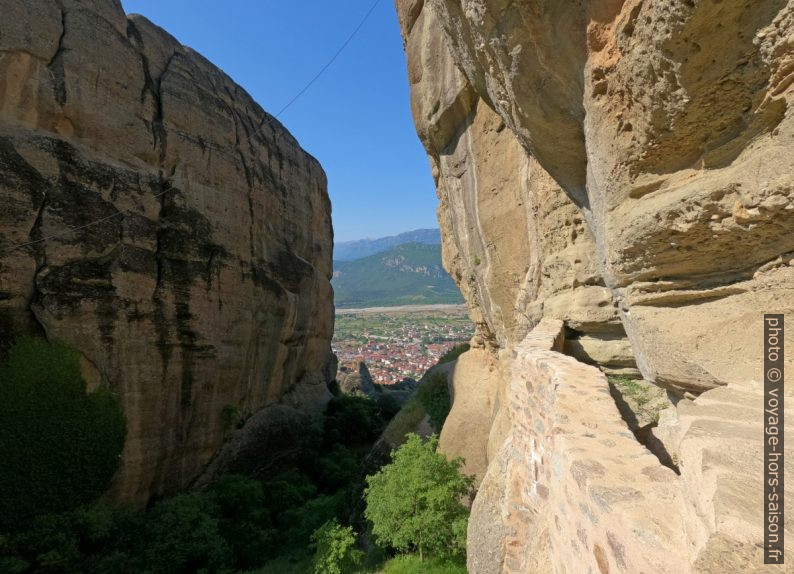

468,320,793,573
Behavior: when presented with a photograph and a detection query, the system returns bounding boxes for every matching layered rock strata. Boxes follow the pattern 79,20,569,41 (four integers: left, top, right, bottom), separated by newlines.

0,0,334,503
397,0,635,372
396,0,794,571
401,0,794,393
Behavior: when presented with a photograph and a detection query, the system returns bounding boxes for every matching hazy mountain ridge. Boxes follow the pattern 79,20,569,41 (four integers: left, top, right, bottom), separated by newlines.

334,228,441,261
332,243,463,308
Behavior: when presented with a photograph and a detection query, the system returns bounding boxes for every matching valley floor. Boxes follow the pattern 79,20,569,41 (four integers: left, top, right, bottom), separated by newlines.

336,304,468,315
333,308,473,385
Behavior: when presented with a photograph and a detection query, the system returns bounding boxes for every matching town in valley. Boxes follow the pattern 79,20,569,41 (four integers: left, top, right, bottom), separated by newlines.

332,305,474,385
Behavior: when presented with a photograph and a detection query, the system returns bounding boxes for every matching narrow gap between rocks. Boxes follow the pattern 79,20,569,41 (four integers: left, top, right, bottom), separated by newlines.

562,326,680,474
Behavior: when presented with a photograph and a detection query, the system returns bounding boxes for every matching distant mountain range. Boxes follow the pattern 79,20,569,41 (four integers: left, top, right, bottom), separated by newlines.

334,228,441,261
332,242,463,308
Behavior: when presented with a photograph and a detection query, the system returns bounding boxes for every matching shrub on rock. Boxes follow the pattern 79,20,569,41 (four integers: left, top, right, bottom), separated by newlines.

0,337,126,529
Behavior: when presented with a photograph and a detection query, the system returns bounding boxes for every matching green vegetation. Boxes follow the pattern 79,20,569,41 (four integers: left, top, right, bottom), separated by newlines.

333,309,472,346
1,472,314,572
0,391,400,573
608,375,670,426
332,243,464,308
416,371,452,431
256,551,314,573
334,310,471,338
365,434,473,562
0,337,126,531
609,375,651,407
381,368,452,444
334,229,441,262
0,341,472,573
379,555,467,573
381,395,429,446
311,520,363,574
324,395,385,445
298,395,390,494
221,403,242,431
438,343,469,364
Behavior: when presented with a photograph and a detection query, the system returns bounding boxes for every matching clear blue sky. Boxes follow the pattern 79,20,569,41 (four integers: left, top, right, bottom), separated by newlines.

119,0,438,243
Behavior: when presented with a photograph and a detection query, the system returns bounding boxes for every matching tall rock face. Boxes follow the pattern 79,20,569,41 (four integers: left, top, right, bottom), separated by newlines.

397,0,794,572
403,0,794,393
0,0,334,503
397,0,631,369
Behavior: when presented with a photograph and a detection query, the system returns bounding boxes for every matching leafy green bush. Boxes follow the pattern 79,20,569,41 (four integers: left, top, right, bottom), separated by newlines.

323,395,386,446
213,474,276,570
255,551,314,574
0,349,411,571
302,444,361,492
381,554,467,574
364,434,473,561
4,475,288,573
310,519,363,574
0,337,126,530
138,492,232,572
3,503,141,572
282,492,344,548
416,371,452,431
263,469,318,513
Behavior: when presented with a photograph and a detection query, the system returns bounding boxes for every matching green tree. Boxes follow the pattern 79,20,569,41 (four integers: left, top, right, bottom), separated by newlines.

282,492,343,547
310,519,363,574
416,372,452,431
438,343,470,365
212,474,276,569
323,395,385,446
0,337,126,529
364,434,473,561
139,492,232,573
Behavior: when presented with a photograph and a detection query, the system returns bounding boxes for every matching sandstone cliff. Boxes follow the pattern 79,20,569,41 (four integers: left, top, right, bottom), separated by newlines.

397,0,794,572
0,0,334,504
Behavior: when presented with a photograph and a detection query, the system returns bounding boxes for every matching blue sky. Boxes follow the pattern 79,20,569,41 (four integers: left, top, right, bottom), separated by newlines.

120,0,438,243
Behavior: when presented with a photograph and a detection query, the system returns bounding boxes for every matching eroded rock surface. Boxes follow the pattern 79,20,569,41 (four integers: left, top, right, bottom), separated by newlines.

338,361,378,397
396,0,794,572
0,0,333,504
398,0,632,368
469,321,794,574
438,346,508,484
469,321,692,574
406,0,794,393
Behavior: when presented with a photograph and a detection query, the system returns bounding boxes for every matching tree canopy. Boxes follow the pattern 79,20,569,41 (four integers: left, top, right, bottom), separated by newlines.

364,433,473,561
0,337,126,529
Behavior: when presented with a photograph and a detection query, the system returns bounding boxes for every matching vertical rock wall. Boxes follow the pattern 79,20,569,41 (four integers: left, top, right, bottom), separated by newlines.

0,0,334,503
397,0,627,355
410,0,794,394
396,0,794,571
